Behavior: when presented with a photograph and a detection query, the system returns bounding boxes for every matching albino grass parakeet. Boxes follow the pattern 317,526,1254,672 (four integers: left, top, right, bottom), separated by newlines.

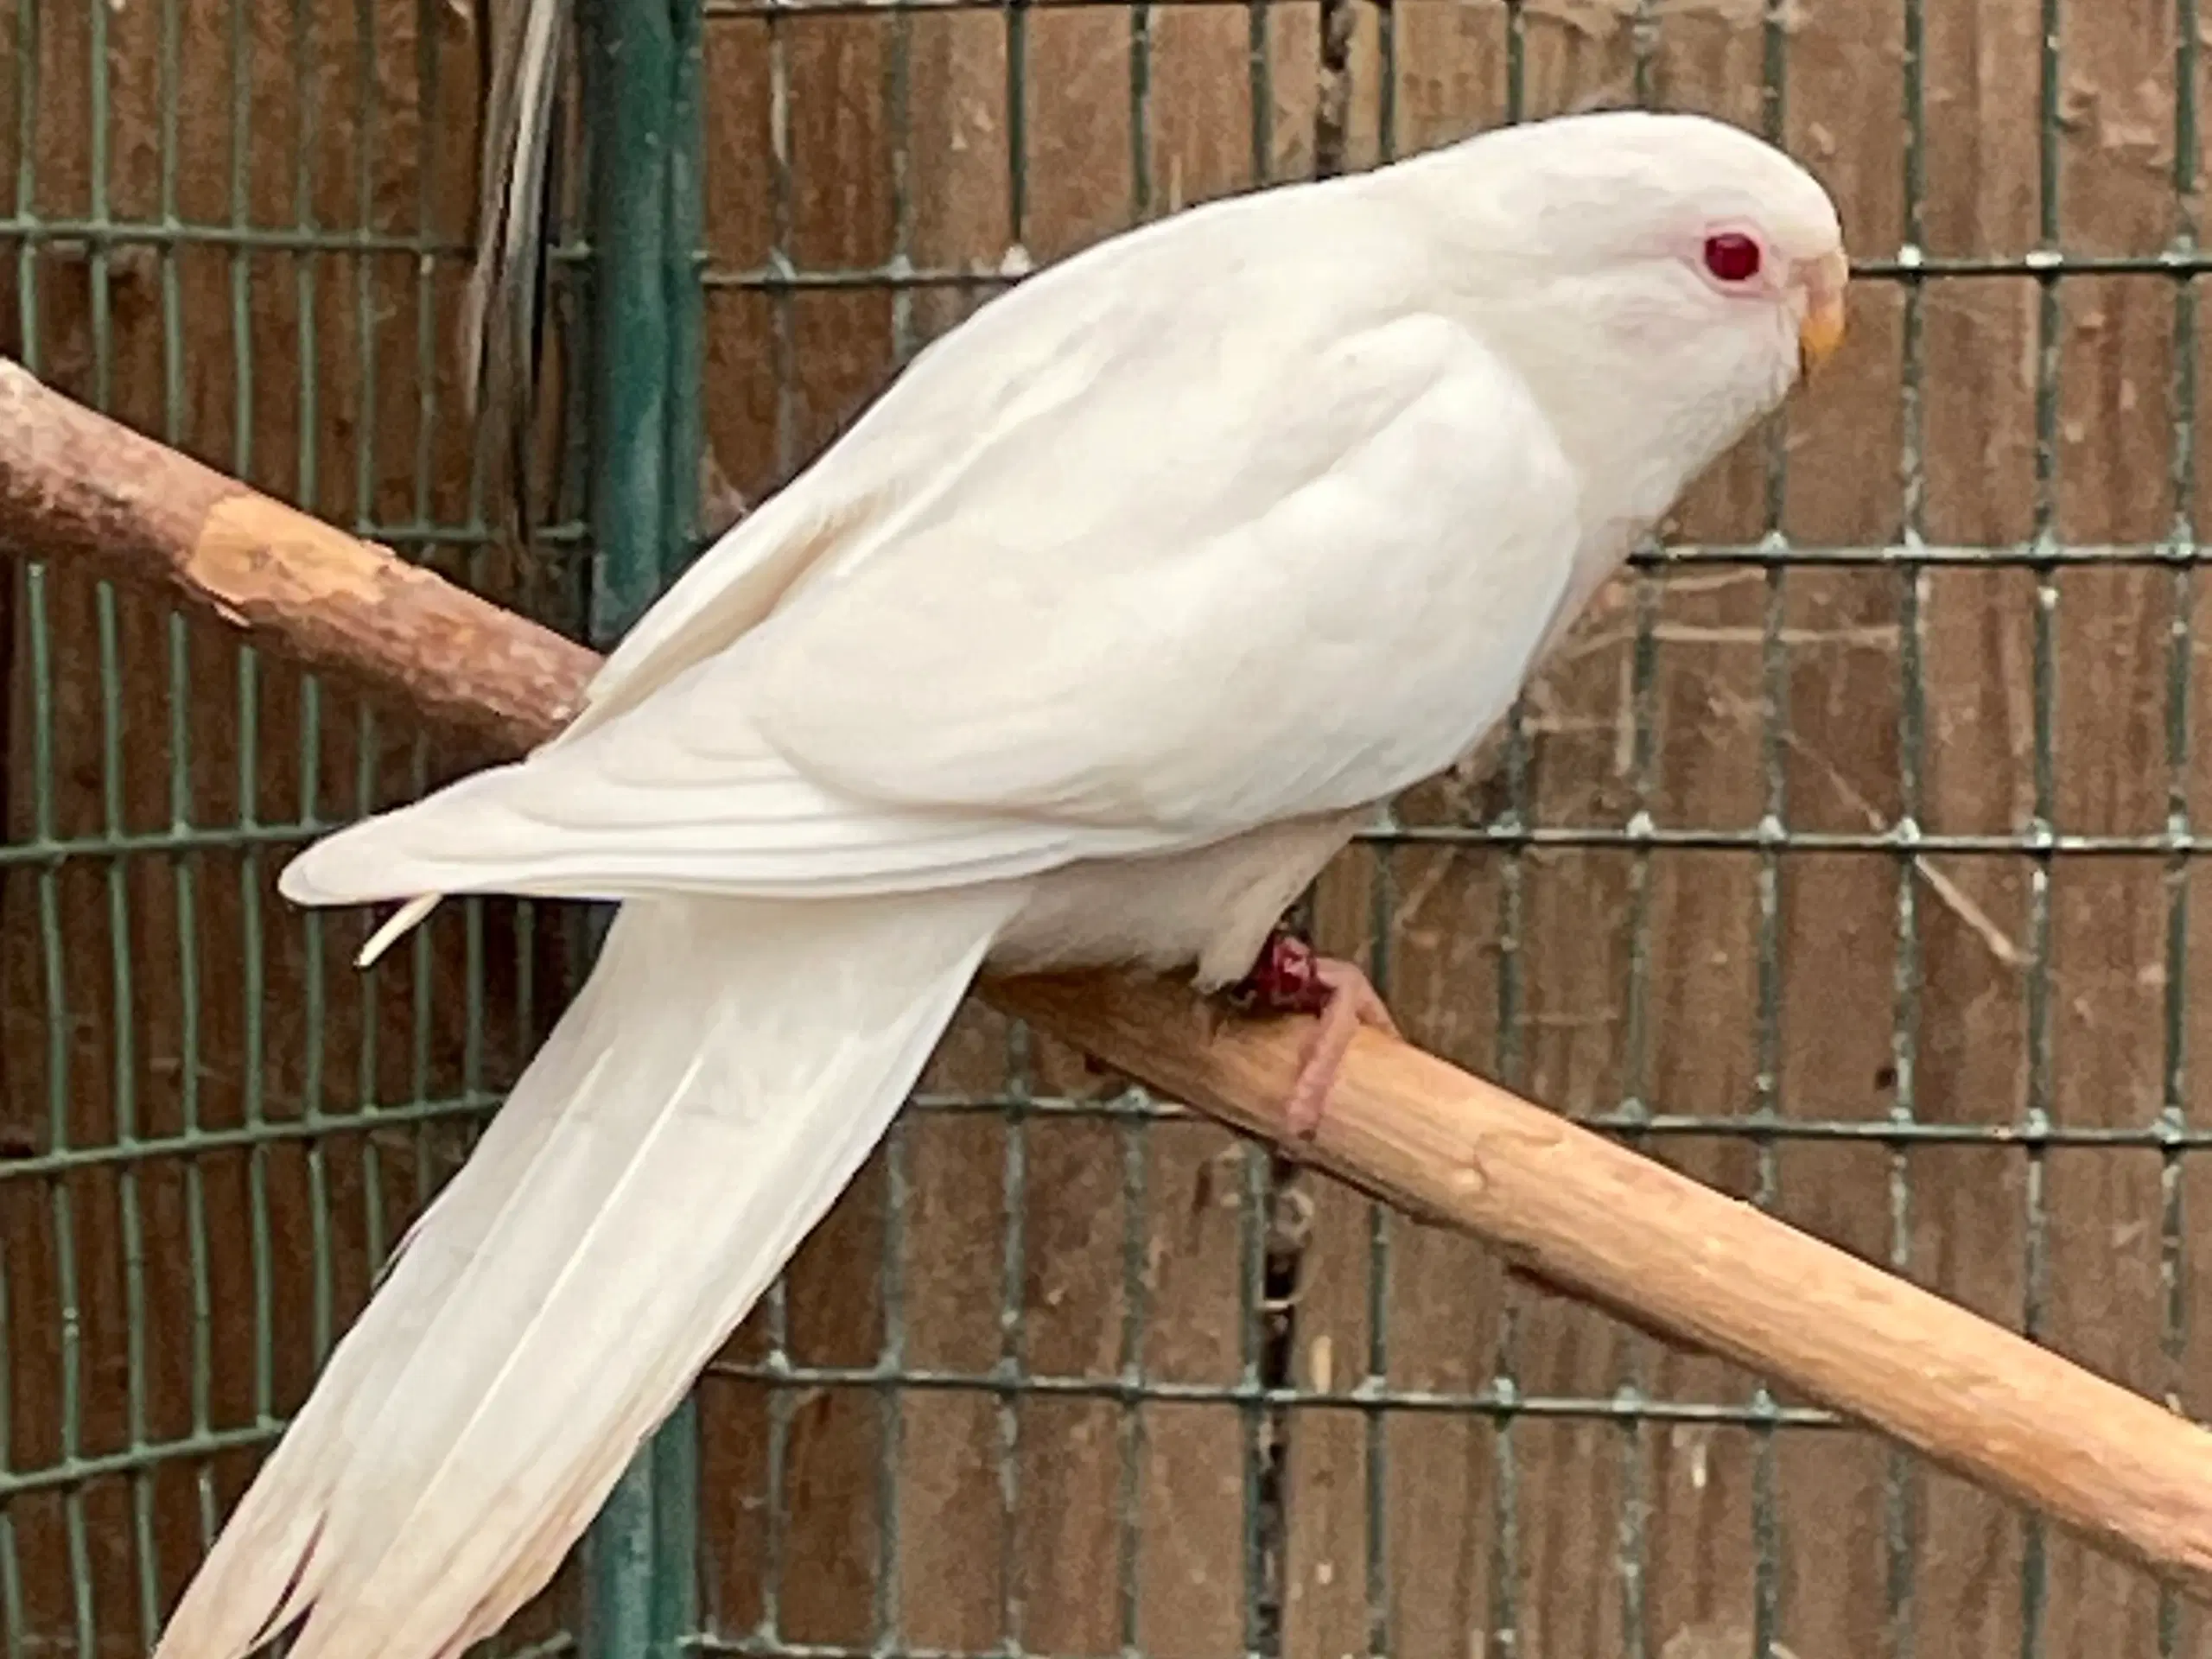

156,107,1847,1659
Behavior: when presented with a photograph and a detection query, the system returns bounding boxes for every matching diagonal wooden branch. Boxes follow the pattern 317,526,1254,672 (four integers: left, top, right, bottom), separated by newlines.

6,355,2212,1599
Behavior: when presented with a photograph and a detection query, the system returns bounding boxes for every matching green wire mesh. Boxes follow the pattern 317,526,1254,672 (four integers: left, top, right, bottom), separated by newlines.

7,1,2212,1658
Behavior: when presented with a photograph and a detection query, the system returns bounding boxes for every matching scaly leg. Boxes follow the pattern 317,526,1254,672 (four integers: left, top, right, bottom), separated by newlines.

1223,929,1401,1139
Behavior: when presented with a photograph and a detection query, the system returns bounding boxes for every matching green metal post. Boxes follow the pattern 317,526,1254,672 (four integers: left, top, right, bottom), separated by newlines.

581,0,705,1656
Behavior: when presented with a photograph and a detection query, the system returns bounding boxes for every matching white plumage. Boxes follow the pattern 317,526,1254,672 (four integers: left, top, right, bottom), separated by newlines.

156,107,1845,1659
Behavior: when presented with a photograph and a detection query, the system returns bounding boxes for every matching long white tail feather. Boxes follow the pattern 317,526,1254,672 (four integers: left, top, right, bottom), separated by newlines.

155,887,1015,1659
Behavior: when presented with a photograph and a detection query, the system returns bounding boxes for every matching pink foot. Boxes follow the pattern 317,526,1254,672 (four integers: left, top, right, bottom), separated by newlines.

1225,932,1401,1140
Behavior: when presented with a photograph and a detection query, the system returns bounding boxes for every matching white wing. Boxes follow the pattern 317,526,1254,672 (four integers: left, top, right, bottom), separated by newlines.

742,315,1583,834
283,202,1583,911
558,173,1407,740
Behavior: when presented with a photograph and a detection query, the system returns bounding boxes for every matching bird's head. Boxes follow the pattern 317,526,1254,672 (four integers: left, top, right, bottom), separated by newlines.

1395,109,1848,519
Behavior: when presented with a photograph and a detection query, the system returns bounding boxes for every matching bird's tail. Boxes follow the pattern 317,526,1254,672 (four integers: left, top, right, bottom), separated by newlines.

153,885,1014,1659
463,0,566,544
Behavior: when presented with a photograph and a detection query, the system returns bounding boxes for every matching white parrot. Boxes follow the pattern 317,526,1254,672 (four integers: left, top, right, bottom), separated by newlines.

154,108,1846,1659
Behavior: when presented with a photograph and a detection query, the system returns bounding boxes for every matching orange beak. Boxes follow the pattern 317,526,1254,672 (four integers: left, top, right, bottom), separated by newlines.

1796,250,1849,374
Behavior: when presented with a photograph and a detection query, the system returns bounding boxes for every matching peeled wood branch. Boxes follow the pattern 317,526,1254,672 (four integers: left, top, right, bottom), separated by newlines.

6,355,2212,1601
0,360,594,753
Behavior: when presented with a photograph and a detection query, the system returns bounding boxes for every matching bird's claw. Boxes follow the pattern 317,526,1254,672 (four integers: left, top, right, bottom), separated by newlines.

1218,930,1399,1141
1224,931,1336,1019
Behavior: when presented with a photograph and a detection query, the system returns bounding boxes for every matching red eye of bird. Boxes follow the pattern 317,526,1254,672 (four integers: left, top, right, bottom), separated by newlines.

1701,232,1764,284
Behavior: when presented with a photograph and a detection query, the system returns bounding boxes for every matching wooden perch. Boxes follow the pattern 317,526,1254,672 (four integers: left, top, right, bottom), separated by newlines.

7,354,2212,1601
